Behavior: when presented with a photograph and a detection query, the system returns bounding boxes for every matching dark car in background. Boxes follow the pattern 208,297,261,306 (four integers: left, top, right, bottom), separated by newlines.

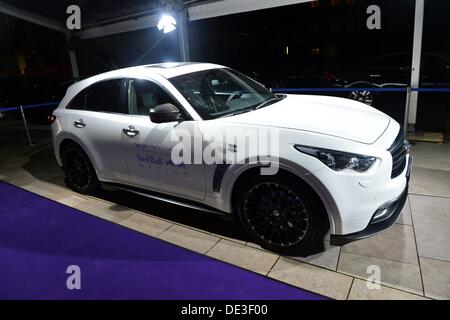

341,52,450,105
343,52,450,131
267,52,450,130
270,52,450,105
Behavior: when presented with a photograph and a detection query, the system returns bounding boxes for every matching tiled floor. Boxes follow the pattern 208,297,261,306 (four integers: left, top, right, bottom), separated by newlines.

1,121,449,299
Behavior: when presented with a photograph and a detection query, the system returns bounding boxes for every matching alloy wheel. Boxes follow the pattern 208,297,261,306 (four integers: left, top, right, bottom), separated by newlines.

243,183,309,247
349,90,374,105
64,148,91,191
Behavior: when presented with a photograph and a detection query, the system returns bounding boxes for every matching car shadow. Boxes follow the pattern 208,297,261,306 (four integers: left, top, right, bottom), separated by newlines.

22,143,328,257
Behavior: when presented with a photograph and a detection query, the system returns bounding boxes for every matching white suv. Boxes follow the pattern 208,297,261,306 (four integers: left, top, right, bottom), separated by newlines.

51,62,412,255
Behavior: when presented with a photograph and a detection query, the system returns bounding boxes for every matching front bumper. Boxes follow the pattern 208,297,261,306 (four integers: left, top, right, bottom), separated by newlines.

330,156,412,246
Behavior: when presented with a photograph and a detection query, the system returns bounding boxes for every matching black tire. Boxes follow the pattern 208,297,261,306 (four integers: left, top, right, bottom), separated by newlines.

235,172,328,256
61,143,100,195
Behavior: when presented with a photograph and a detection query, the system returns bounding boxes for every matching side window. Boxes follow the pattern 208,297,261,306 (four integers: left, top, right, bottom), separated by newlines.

66,90,87,110
128,79,178,116
85,79,125,113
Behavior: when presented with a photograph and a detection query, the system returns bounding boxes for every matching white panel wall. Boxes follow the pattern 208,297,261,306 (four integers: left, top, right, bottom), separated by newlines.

80,14,160,40
189,0,312,21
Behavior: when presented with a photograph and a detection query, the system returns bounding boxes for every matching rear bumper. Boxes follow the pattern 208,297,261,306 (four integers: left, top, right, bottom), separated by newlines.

330,156,412,246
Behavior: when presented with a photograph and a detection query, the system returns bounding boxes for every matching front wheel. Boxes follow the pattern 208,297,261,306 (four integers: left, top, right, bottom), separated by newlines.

236,173,328,256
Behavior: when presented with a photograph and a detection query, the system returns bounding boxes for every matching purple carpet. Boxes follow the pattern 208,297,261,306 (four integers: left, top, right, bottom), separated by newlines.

0,181,325,300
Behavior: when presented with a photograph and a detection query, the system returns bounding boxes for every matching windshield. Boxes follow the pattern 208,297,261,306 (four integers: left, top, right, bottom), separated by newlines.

169,68,276,119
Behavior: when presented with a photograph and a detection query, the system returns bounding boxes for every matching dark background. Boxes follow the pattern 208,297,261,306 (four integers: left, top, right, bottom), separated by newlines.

1,0,449,134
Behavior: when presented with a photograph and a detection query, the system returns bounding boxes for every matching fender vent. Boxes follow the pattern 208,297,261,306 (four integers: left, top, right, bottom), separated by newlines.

213,164,230,192
388,128,407,179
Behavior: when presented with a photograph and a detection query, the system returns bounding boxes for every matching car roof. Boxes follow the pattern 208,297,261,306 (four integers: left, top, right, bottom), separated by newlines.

62,62,225,105
84,62,223,83
145,62,226,78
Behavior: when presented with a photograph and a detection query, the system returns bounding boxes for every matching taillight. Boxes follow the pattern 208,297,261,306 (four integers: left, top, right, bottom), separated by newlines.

48,114,57,124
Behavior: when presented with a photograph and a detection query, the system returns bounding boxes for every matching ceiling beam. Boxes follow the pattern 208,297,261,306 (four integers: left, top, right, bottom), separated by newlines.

188,0,313,21
80,14,159,40
0,0,314,39
0,0,64,33
79,0,314,39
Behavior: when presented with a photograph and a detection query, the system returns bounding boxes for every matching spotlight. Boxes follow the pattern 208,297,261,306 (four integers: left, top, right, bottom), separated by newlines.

157,14,177,34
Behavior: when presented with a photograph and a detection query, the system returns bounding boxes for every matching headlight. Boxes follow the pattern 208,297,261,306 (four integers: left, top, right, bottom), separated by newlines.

294,145,376,172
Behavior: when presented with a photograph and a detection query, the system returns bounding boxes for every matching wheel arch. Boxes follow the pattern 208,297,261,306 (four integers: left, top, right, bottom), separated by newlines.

58,136,100,176
223,162,339,234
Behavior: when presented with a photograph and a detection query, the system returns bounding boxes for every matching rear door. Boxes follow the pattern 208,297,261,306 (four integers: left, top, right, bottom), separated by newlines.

67,79,131,183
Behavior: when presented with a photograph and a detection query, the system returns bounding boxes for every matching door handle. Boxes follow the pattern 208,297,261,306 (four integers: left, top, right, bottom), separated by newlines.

123,126,140,137
73,119,86,128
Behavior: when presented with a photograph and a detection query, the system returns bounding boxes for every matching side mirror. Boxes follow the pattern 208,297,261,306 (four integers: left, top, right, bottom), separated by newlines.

149,103,182,124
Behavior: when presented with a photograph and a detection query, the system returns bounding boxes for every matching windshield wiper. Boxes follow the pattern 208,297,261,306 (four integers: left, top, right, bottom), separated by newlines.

218,96,285,118
254,96,284,110
219,108,253,118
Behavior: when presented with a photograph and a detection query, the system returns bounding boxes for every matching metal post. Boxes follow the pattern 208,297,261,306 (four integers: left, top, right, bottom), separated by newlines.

69,50,80,79
19,105,33,146
67,33,80,79
404,86,411,131
407,0,425,133
178,8,190,62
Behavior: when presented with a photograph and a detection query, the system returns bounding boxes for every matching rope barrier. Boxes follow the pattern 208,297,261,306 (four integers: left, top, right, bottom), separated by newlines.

1,87,449,112
272,87,408,93
0,101,60,112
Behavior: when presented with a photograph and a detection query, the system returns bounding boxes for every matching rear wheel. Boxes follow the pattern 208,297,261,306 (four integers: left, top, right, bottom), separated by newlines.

349,89,374,105
61,144,99,195
235,173,328,255
348,83,375,106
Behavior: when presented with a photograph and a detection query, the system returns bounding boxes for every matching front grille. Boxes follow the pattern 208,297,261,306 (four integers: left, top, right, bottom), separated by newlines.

388,128,408,179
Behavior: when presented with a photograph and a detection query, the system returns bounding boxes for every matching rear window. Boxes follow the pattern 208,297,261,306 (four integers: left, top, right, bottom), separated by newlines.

66,79,126,113
85,79,124,113
66,90,86,110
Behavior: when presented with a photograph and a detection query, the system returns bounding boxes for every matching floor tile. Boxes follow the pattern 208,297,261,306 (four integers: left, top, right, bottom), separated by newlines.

409,167,450,198
342,224,418,265
338,252,423,295
120,212,173,237
411,142,450,172
21,183,58,199
245,241,272,253
207,239,279,275
348,278,427,300
208,233,247,246
420,257,450,300
410,195,450,261
58,194,88,207
158,224,220,254
22,180,72,201
268,257,353,300
2,172,37,187
396,197,413,225
74,198,134,223
291,241,341,271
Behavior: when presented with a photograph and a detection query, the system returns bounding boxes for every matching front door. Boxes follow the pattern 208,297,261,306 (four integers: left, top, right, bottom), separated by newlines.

122,79,205,200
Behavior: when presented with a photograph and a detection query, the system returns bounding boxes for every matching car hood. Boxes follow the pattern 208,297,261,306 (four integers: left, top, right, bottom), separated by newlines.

222,94,390,144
